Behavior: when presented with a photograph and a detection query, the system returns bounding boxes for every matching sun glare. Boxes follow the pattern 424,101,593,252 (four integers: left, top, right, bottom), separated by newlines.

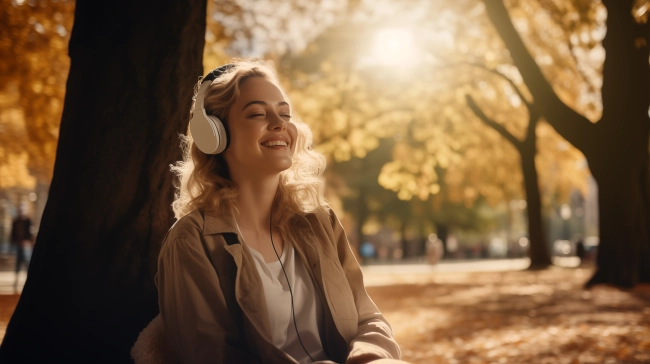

360,28,422,70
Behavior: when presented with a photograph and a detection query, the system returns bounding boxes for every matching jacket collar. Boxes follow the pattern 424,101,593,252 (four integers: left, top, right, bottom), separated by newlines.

203,208,239,235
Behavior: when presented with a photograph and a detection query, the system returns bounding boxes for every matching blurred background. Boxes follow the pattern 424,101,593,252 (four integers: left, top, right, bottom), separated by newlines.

0,0,601,268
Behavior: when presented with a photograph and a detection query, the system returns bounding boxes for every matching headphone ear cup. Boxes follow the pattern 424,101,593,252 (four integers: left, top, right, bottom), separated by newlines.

189,111,228,154
207,115,228,153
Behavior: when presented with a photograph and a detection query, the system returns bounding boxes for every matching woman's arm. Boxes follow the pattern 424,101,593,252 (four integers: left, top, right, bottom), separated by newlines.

157,233,251,363
327,210,402,364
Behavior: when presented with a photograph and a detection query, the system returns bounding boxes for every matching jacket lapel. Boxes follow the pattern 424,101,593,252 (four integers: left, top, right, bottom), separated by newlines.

203,210,275,346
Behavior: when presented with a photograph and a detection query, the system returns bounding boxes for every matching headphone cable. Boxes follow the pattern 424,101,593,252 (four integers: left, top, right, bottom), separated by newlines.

269,209,315,363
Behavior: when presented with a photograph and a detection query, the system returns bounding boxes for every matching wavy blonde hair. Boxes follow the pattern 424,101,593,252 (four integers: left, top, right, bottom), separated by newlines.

171,59,328,235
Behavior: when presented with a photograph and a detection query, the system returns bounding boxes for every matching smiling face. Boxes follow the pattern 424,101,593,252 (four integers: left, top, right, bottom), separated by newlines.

222,76,298,180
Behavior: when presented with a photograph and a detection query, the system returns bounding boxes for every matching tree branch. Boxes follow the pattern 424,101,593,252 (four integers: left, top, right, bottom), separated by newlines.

482,0,594,151
466,94,522,151
460,61,533,110
525,105,539,146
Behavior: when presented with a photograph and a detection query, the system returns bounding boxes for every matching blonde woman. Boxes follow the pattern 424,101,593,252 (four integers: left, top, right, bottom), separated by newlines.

132,60,403,364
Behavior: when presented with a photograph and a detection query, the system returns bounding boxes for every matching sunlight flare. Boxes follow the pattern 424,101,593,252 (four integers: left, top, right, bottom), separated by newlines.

360,28,422,70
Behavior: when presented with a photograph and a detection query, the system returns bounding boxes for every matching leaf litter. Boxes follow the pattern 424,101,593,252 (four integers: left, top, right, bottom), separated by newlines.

367,267,650,364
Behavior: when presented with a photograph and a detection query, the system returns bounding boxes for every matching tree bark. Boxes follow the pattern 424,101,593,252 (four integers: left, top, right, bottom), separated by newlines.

520,139,552,268
482,0,650,286
585,0,650,286
0,1,207,362
586,149,650,287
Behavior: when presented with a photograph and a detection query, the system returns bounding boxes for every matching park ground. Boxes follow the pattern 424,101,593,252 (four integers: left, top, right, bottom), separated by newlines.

0,260,648,363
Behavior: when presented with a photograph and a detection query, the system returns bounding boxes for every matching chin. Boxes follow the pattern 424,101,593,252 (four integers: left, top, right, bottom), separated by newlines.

263,160,292,175
277,160,293,172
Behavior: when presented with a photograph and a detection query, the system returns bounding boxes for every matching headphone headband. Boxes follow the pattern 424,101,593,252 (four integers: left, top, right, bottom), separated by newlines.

195,64,234,110
201,64,235,84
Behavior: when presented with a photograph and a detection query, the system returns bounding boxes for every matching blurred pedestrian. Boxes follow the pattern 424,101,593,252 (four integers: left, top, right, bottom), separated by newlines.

360,241,376,264
10,205,33,285
426,238,444,265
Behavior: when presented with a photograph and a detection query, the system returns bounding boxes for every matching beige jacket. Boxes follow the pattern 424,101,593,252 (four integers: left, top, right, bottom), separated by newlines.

155,207,401,364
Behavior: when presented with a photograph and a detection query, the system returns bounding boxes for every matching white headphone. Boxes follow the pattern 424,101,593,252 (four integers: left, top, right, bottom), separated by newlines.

189,64,234,154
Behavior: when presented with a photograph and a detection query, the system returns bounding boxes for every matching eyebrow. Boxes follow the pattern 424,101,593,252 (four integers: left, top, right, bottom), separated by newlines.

241,100,290,111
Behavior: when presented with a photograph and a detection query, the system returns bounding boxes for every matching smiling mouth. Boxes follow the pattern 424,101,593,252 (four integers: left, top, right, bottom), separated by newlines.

261,140,289,148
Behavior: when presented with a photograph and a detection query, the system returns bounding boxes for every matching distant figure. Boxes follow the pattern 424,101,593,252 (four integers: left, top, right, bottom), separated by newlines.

360,241,376,260
426,238,444,265
10,207,33,283
575,237,586,265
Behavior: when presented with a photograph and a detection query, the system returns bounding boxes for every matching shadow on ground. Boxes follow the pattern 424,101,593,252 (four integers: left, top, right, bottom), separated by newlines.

368,267,650,364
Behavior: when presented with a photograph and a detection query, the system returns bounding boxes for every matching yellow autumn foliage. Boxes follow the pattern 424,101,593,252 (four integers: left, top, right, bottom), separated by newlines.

285,0,595,207
1,0,596,212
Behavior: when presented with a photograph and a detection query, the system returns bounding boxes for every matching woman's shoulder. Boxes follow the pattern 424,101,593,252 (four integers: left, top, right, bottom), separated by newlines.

303,205,338,229
166,209,207,242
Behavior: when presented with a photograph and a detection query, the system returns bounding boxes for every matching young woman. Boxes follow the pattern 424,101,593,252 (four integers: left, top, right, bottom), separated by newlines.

132,60,402,364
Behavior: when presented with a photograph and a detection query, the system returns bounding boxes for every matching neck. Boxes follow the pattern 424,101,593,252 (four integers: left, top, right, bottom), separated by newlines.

232,173,280,232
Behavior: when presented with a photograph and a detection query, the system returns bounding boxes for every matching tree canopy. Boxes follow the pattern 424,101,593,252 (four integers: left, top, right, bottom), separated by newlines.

1,0,592,216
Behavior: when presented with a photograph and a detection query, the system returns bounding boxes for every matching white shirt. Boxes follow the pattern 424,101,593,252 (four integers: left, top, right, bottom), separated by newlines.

246,239,329,363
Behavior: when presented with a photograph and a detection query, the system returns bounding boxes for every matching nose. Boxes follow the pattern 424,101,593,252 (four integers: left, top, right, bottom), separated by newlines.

269,113,287,131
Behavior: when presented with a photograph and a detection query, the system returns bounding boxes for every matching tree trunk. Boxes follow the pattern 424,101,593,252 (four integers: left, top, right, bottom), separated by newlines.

641,157,650,283
0,1,207,362
583,0,650,286
582,21,650,281
520,143,552,268
586,148,650,287
465,94,550,268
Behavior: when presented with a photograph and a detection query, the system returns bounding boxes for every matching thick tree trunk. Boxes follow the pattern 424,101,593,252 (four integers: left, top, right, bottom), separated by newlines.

584,0,650,286
639,154,650,283
586,147,650,287
0,1,207,362
641,157,650,283
520,143,552,269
